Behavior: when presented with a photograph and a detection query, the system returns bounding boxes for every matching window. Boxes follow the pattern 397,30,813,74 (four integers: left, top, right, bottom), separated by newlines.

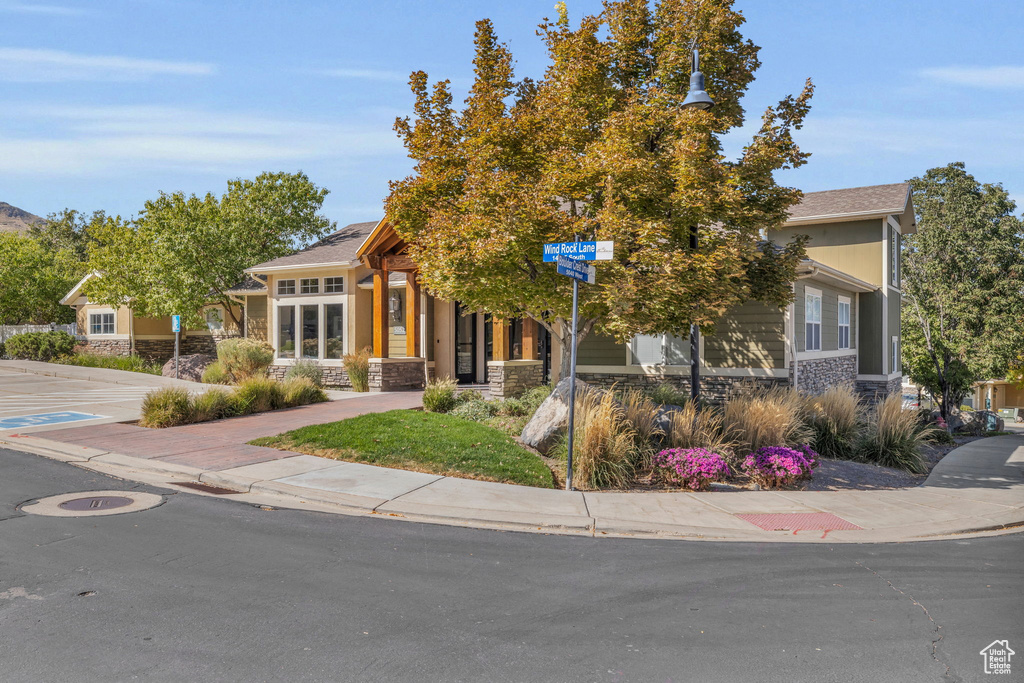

325,304,344,359
630,333,689,365
300,278,319,294
277,279,296,295
89,312,115,335
891,228,900,287
278,306,295,358
301,305,319,358
892,336,900,374
838,297,851,350
804,289,821,351
205,308,224,331
324,276,344,293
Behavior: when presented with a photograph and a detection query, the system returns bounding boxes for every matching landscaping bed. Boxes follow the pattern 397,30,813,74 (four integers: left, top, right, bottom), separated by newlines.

250,409,555,488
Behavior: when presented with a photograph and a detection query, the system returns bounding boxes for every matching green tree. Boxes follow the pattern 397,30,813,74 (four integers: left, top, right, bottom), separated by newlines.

0,232,83,324
386,0,813,378
28,208,104,262
901,162,1024,420
87,172,334,328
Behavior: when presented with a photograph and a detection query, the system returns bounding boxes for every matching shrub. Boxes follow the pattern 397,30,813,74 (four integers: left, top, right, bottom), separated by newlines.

285,358,324,387
232,377,285,415
653,447,730,491
520,384,553,414
857,395,931,473
216,338,273,382
495,396,530,417
802,385,862,460
665,401,734,454
568,391,635,490
201,361,230,385
423,378,460,413
458,388,484,404
54,351,161,375
646,382,688,406
343,346,371,392
723,385,811,457
282,376,329,407
450,400,496,422
0,340,5,358
620,388,664,470
741,445,815,488
5,331,76,361
191,388,236,422
139,387,194,428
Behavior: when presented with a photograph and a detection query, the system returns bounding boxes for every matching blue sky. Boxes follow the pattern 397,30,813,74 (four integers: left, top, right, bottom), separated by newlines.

1,0,1022,226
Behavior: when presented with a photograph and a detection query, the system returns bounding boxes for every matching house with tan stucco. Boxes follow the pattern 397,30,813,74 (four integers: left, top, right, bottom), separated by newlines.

221,182,912,401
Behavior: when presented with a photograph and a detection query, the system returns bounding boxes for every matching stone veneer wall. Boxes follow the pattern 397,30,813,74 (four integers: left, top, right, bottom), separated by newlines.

576,371,785,404
82,339,131,356
790,354,858,395
369,358,426,392
855,376,903,404
268,364,353,390
488,360,544,399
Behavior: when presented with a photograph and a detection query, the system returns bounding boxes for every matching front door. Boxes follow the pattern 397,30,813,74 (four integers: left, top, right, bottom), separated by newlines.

454,302,477,384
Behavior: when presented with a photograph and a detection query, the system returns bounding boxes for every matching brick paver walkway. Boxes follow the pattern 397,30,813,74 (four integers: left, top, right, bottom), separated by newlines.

40,393,423,472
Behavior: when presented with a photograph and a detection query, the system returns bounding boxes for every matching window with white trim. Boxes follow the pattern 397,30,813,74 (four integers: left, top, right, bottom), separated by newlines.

892,336,900,374
630,333,689,365
838,297,851,350
300,278,319,294
89,312,115,335
890,228,900,287
276,303,345,360
277,279,296,295
324,276,344,293
804,289,821,351
205,308,224,331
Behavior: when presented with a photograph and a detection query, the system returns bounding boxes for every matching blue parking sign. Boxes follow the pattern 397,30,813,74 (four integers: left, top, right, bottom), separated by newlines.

172,315,181,332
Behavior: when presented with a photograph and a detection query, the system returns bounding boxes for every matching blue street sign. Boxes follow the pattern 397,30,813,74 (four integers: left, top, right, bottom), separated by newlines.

556,255,596,284
171,315,181,332
543,241,614,262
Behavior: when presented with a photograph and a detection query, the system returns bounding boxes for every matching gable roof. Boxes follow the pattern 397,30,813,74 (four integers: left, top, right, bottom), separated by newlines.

223,274,267,295
246,220,379,272
786,183,914,230
60,271,101,305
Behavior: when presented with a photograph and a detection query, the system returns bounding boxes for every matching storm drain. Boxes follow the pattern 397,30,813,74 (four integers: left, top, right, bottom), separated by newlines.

737,512,862,535
171,481,243,495
20,491,164,517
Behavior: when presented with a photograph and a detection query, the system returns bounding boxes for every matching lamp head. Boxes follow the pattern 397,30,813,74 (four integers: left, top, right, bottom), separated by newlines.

681,48,714,111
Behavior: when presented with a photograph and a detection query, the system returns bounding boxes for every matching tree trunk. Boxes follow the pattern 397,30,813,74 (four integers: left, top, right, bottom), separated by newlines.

548,317,595,383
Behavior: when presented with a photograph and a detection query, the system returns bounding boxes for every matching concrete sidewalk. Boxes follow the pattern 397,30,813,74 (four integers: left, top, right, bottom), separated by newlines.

2,392,1022,543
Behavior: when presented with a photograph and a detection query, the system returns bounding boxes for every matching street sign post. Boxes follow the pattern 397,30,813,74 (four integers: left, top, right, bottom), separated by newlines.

171,315,181,380
545,241,613,491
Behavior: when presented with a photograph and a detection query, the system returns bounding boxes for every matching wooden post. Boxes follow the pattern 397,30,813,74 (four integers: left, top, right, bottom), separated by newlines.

406,273,421,358
522,318,538,360
492,317,509,361
373,268,389,358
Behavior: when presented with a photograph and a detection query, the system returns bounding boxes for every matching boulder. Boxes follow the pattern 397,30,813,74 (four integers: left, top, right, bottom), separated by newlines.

520,378,603,454
654,404,683,436
162,354,216,382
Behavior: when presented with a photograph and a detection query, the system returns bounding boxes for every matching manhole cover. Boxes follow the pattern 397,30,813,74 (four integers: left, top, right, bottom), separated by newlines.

20,490,164,517
59,496,134,511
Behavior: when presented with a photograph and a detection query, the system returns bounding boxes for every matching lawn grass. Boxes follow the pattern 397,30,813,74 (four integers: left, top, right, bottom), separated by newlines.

53,352,162,375
250,409,555,488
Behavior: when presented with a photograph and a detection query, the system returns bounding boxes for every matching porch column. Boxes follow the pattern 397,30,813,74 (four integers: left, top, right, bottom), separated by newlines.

492,317,509,361
406,273,421,358
522,317,538,360
372,268,389,358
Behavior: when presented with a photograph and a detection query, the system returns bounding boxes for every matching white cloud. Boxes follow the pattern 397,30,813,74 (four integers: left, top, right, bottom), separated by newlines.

0,48,213,81
920,66,1024,89
316,67,411,83
0,104,404,175
0,2,86,15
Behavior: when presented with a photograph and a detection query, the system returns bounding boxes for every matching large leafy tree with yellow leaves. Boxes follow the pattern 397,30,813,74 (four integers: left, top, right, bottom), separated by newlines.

387,0,812,377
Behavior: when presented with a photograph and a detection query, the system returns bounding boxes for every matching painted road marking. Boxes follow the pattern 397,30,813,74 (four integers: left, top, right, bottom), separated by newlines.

0,411,106,429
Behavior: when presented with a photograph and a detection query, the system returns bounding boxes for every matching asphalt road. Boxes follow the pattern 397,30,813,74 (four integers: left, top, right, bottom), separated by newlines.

1,448,1020,683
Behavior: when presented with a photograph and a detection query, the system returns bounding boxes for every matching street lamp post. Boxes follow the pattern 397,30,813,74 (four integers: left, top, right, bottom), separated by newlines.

680,48,715,402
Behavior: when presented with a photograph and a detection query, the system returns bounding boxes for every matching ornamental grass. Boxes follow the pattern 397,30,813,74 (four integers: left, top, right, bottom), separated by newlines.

802,384,863,460
722,385,811,457
139,387,194,428
857,394,932,473
665,401,735,455
569,391,635,490
619,388,664,470
342,346,371,392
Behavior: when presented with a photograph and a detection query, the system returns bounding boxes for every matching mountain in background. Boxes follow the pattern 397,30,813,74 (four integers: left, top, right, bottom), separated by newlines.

0,202,43,234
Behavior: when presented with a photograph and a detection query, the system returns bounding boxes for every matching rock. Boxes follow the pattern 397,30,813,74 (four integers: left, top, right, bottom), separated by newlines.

654,404,683,436
162,354,216,382
520,378,602,454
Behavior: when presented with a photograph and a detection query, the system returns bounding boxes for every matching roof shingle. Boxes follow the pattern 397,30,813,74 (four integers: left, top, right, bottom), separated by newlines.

788,183,910,220
249,220,379,270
